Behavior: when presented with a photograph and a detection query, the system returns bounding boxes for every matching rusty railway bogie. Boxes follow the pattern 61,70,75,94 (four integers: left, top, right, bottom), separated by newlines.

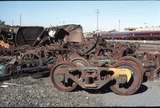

50,56,143,95
66,66,130,89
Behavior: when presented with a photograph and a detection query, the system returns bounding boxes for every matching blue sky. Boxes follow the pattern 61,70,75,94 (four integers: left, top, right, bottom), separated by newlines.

0,1,160,32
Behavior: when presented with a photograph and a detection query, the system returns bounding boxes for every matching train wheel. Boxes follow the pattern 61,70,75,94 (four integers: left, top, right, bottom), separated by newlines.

50,62,78,92
119,56,144,76
110,59,143,95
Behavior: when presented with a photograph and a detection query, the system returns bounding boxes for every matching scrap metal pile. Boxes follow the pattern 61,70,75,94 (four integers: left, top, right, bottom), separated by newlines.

93,31,160,81
0,24,159,96
0,24,83,79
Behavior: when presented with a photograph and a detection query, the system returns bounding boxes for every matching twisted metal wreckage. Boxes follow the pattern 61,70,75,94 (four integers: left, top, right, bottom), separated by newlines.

0,24,159,95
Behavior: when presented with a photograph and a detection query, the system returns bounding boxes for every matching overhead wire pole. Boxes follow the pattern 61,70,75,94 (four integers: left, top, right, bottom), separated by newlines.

20,14,22,26
96,9,99,36
62,20,65,25
12,19,14,26
118,19,120,31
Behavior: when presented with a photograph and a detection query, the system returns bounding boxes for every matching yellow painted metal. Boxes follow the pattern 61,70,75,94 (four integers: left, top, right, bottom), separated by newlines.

109,68,132,82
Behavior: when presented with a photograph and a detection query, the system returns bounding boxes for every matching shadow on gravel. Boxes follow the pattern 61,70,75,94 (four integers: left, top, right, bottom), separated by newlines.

74,83,148,95
135,84,148,94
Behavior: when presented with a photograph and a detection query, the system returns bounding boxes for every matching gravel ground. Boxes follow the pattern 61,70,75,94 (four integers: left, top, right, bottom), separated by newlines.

1,76,160,107
0,76,102,107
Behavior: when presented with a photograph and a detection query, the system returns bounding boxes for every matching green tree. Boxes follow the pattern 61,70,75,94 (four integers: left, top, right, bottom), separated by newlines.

0,20,5,25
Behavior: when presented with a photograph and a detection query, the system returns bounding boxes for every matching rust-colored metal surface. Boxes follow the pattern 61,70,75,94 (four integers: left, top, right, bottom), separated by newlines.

110,57,143,95
1,24,159,95
101,39,160,81
0,24,83,80
50,55,143,95
50,61,78,92
87,33,160,81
